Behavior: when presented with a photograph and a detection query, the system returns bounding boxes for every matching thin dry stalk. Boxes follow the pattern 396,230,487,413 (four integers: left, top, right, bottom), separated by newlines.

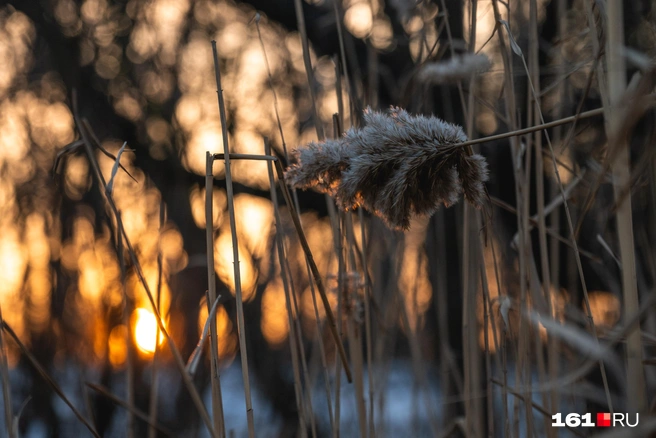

372,243,404,435
256,24,336,429
71,92,216,437
293,0,324,140
210,41,255,437
606,0,647,412
148,201,166,438
477,228,506,437
2,322,100,438
279,234,321,437
356,209,375,438
394,266,441,437
451,107,604,150
332,209,343,438
506,15,614,412
286,1,356,404
273,157,353,381
489,379,586,438
462,204,483,438
0,302,14,438
331,0,360,124
437,0,469,119
528,1,556,431
341,215,367,438
211,152,352,381
480,7,521,430
433,210,457,428
117,212,135,438
80,376,97,433
520,17,537,436
490,196,600,262
305,275,335,432
205,152,226,438
366,43,378,110
266,140,310,438
480,264,494,437
459,0,485,433
254,15,288,157
186,292,222,376
287,262,319,438
510,173,585,248
294,186,336,431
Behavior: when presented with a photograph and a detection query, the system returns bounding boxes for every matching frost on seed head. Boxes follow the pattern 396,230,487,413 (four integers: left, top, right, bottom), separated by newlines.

285,106,489,230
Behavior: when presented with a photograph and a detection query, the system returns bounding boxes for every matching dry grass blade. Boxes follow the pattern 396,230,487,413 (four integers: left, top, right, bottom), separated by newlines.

272,157,353,382
11,396,31,438
596,234,621,268
81,118,137,183
106,141,130,195
86,383,175,436
2,322,100,438
52,139,84,175
211,41,255,438
186,293,223,376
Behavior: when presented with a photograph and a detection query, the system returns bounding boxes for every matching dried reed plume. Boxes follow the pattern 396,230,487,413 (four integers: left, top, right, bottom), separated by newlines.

285,107,489,230
418,53,491,84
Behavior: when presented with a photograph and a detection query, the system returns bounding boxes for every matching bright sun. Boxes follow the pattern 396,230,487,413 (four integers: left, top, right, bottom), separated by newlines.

133,307,164,354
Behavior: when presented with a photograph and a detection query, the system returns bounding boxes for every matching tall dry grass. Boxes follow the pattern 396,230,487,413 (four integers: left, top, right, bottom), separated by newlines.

8,1,655,437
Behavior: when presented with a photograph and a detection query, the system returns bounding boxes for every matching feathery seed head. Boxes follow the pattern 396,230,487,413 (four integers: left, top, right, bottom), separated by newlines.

285,107,489,230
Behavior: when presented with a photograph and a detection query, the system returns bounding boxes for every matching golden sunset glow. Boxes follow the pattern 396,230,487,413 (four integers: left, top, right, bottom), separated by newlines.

344,2,373,39
198,299,237,361
108,324,127,367
214,232,257,301
133,307,164,354
588,291,621,330
398,216,432,331
261,281,289,347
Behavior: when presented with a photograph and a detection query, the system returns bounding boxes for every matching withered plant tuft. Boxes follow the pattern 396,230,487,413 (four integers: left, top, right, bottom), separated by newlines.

285,107,489,230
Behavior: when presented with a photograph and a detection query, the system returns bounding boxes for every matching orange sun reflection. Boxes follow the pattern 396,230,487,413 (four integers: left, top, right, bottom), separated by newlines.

132,307,164,354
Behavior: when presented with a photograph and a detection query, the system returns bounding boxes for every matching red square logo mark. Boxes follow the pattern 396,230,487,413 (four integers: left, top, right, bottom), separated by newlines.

597,413,611,427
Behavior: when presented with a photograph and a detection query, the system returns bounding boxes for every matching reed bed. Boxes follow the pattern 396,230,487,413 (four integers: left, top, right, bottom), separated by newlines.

1,0,655,437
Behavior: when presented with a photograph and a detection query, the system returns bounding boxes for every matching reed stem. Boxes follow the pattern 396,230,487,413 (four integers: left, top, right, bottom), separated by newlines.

606,0,647,413
211,41,256,437
206,152,227,438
